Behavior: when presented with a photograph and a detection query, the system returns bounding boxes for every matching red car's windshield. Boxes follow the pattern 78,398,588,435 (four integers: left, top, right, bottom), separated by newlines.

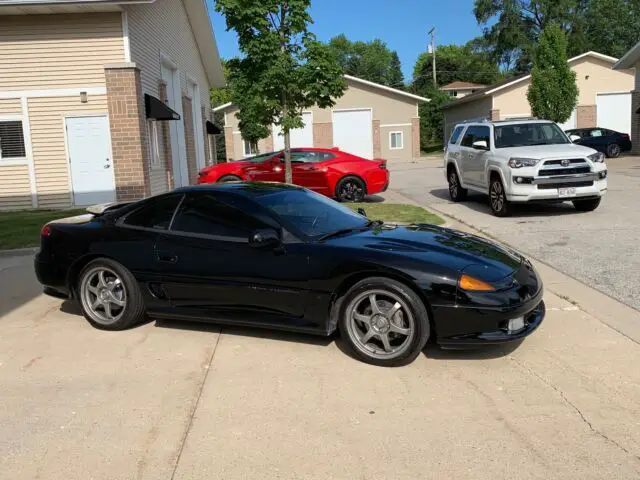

243,152,280,162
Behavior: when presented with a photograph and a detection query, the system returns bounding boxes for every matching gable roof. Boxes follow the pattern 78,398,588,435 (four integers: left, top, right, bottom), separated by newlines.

213,75,429,113
613,40,640,70
443,51,620,110
440,81,486,90
0,0,225,88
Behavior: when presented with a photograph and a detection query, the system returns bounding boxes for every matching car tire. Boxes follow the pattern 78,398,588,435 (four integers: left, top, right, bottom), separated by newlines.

573,198,601,212
336,176,366,203
339,277,430,367
489,176,511,217
606,143,620,158
217,175,242,183
77,258,146,331
447,166,467,202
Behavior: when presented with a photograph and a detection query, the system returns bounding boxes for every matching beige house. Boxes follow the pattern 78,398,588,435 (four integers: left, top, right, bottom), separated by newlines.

0,0,224,210
443,51,635,142
215,75,428,163
613,41,640,155
440,81,486,99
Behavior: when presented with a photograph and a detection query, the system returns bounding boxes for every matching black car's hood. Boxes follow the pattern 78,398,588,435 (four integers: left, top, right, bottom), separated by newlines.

330,224,523,281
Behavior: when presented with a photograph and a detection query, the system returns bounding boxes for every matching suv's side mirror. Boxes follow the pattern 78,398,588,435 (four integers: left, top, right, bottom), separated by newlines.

472,139,489,150
249,228,281,249
357,207,367,217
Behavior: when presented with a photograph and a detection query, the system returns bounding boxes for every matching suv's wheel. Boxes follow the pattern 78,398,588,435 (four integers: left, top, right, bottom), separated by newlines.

606,143,620,158
573,198,601,212
447,167,467,202
77,258,146,330
489,176,511,217
339,277,430,367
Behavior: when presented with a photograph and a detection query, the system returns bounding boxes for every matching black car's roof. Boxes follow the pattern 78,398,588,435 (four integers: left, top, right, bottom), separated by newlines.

173,181,304,198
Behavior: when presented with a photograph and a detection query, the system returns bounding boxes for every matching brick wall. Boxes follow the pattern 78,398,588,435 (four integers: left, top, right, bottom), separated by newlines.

224,126,234,161
577,105,597,128
411,118,420,159
373,120,381,158
104,64,150,201
182,96,197,184
313,123,333,148
490,109,500,121
632,91,640,155
158,81,174,189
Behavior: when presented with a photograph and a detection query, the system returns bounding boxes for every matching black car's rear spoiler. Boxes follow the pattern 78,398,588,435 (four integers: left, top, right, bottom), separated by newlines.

86,202,134,216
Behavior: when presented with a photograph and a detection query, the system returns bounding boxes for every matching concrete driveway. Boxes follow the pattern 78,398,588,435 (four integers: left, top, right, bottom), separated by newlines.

388,156,640,311
2,246,640,478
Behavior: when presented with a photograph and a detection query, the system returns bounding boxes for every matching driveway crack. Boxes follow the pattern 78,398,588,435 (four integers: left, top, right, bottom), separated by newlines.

170,330,222,480
510,356,640,461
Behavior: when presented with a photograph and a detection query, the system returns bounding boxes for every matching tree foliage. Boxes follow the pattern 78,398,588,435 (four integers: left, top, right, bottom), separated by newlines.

215,0,346,182
417,86,451,149
527,24,578,123
326,34,404,87
583,0,640,59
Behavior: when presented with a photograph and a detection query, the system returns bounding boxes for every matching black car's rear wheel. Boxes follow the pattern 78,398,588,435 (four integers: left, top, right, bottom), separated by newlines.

606,143,621,158
218,175,242,183
77,258,145,330
336,176,366,203
339,277,430,366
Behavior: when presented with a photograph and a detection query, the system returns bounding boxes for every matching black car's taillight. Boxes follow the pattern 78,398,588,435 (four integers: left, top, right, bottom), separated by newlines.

41,224,52,237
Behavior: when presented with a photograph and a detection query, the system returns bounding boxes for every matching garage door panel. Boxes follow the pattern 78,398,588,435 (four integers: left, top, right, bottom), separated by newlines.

597,93,631,134
273,112,313,150
332,109,373,159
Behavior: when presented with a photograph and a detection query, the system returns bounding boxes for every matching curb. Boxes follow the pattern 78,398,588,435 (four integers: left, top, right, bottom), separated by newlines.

0,247,38,258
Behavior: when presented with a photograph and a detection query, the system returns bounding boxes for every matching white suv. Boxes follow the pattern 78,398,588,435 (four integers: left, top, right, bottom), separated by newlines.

444,119,608,216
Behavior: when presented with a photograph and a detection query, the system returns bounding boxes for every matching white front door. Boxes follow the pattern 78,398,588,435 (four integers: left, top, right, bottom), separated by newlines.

597,93,632,134
161,64,188,186
332,109,373,159
66,115,116,206
273,112,313,150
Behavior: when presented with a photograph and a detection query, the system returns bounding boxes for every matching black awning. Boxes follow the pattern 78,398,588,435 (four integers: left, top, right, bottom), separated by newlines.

145,94,180,121
206,120,221,134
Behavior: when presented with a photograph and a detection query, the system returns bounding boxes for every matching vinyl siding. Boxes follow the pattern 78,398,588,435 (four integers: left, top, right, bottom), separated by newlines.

125,0,211,109
0,98,22,116
0,13,124,90
28,95,109,209
0,165,31,210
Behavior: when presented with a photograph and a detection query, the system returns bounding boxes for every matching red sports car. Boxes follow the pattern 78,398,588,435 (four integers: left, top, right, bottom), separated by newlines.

197,148,390,202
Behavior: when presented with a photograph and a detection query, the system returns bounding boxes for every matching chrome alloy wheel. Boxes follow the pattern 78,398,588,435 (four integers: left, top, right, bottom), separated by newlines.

80,266,126,326
448,171,459,198
490,180,505,212
345,289,415,360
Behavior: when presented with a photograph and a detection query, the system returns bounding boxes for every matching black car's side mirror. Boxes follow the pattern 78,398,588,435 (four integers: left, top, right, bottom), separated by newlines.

357,207,367,217
249,228,281,249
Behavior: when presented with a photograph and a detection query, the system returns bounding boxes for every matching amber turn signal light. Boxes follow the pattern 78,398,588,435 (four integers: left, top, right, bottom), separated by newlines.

458,274,496,292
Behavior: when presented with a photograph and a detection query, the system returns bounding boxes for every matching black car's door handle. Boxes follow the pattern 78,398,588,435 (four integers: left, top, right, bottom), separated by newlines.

157,252,178,264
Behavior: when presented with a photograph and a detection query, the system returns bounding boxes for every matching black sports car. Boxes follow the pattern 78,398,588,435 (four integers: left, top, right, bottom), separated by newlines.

565,127,632,158
35,183,545,366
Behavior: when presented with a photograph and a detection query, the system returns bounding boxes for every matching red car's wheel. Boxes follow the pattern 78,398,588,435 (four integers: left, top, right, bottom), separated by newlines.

217,175,242,183
336,176,366,203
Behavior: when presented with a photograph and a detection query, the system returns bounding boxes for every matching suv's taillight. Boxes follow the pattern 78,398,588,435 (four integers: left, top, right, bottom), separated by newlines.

41,224,52,237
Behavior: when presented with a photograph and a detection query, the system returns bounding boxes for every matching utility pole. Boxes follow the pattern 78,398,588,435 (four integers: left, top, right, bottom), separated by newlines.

428,27,436,87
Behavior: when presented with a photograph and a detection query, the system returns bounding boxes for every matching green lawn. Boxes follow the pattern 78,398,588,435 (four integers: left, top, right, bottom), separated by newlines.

0,209,85,250
348,203,444,225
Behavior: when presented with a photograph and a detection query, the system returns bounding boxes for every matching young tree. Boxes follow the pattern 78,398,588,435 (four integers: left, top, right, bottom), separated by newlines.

527,24,578,123
215,0,346,183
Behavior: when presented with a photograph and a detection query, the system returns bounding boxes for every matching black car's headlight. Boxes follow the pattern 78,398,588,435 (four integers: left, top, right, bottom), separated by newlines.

588,152,605,163
459,274,496,292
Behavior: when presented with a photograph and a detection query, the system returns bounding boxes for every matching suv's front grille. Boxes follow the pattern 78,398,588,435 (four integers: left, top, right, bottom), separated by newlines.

538,166,591,176
543,159,587,166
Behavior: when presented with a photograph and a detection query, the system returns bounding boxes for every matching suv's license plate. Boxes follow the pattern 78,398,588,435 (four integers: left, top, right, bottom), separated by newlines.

558,187,576,198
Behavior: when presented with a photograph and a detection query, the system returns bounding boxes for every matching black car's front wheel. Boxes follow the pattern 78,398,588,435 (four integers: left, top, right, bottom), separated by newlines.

606,143,621,158
339,277,430,367
77,258,146,330
336,176,366,203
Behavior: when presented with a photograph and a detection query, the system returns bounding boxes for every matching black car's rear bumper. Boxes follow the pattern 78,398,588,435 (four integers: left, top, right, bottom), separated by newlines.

34,253,71,298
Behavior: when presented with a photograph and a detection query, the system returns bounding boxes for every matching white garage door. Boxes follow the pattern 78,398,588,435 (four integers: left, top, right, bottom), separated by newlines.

557,109,576,131
597,93,632,134
332,109,373,159
273,112,313,150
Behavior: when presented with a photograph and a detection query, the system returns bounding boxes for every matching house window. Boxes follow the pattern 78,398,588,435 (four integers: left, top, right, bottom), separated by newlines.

449,90,458,97
389,131,404,150
0,120,26,160
147,120,161,167
243,139,258,157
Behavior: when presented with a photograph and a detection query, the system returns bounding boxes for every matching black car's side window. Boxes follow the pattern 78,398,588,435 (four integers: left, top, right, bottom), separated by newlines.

171,194,266,240
122,194,182,230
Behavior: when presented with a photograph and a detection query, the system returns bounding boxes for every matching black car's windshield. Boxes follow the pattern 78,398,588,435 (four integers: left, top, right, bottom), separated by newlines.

494,123,570,148
259,189,368,239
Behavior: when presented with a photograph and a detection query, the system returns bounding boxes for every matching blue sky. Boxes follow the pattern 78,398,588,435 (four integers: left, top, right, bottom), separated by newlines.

207,0,485,82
